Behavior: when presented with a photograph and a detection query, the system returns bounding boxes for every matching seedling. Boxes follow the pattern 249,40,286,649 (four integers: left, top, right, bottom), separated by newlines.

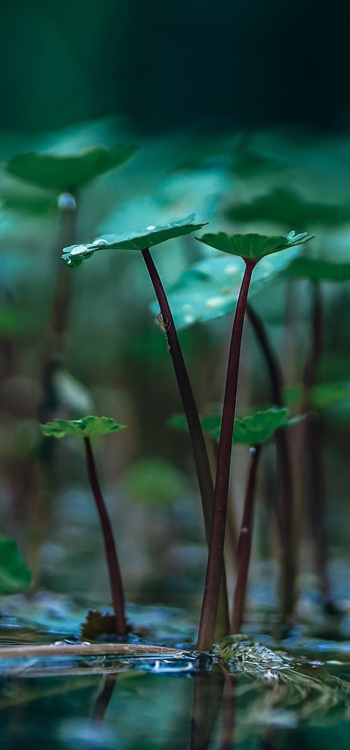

41,416,128,636
164,239,308,625
62,216,230,637
194,231,313,651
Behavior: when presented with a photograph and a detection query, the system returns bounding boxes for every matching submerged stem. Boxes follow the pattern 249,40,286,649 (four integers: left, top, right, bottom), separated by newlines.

142,247,230,637
246,303,296,624
197,260,256,652
231,444,261,634
84,436,127,637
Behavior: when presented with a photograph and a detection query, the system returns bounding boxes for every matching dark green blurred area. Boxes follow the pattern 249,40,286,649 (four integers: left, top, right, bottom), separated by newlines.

1,0,350,134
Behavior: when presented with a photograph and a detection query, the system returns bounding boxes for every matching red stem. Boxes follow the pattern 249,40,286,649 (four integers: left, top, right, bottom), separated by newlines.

84,437,127,636
231,445,261,634
142,247,229,636
197,260,256,652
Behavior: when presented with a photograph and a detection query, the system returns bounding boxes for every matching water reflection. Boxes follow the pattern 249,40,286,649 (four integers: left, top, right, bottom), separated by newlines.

1,651,350,749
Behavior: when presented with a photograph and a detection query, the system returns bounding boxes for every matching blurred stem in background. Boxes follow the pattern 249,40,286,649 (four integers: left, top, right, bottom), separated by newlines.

247,303,296,625
302,281,333,608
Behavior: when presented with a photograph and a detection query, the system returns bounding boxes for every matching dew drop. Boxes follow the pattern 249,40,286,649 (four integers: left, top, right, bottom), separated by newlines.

70,245,89,256
183,314,194,325
92,238,109,247
146,225,156,231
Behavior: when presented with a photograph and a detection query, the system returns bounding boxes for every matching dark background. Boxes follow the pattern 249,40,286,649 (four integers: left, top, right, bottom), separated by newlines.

0,0,349,135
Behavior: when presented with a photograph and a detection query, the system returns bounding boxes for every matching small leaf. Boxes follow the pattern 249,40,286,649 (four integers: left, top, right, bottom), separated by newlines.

6,146,136,192
285,257,350,283
0,537,32,595
81,610,117,640
40,416,127,439
196,231,314,262
226,187,350,228
156,245,300,329
170,407,302,446
62,215,208,267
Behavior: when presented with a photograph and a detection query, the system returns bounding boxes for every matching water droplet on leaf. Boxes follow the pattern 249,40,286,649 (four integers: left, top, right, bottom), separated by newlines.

92,238,109,247
70,245,89,256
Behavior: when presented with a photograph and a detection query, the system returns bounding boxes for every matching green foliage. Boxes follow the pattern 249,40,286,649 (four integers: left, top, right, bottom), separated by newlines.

285,257,350,282
226,187,350,228
158,245,300,329
40,416,127,439
170,407,301,446
6,146,136,192
196,230,314,262
121,457,189,505
0,537,32,595
62,215,208,267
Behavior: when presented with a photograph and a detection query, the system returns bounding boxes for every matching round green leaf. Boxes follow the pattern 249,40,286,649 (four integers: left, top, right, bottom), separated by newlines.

226,188,350,228
0,537,32,595
170,407,302,446
156,245,300,329
285,257,350,283
6,145,137,192
61,215,208,267
40,416,127,439
196,231,314,262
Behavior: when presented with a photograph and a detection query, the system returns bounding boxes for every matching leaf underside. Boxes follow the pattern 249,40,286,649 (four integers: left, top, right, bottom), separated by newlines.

6,145,136,192
196,231,314,262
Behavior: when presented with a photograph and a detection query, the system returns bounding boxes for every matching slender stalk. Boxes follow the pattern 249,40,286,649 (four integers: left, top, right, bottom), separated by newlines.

141,247,230,637
51,192,78,342
84,436,127,637
302,282,332,605
307,410,332,603
246,303,296,623
197,260,256,652
231,444,261,634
